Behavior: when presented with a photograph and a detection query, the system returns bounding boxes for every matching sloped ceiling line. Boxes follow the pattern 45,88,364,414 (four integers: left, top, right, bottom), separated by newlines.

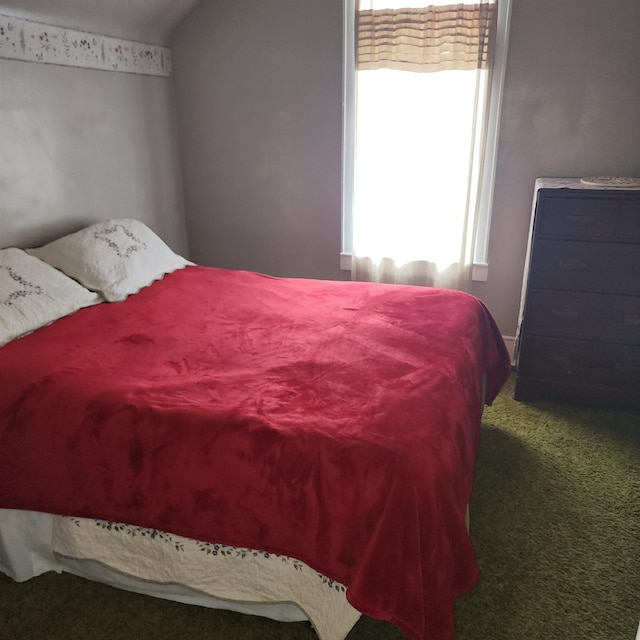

0,14,172,76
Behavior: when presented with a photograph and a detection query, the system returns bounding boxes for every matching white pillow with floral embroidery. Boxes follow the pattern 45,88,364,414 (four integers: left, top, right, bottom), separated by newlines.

27,219,192,302
0,248,102,347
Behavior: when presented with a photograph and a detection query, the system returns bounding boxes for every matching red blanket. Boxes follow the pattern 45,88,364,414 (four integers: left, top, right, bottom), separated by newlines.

0,266,510,640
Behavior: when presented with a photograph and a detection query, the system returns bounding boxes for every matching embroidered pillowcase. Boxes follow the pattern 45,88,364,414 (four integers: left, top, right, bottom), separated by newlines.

0,248,102,347
27,219,192,302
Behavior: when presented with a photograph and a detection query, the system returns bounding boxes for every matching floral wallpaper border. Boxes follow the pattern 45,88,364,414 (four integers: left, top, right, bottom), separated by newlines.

0,14,172,77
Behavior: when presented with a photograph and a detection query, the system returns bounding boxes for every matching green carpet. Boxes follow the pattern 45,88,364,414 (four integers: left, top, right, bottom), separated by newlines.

1,376,638,639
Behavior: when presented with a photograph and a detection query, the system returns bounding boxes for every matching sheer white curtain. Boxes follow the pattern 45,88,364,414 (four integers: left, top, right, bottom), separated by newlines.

352,0,496,290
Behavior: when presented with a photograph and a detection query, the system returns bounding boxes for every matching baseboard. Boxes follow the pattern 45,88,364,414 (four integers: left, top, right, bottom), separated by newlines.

502,335,516,366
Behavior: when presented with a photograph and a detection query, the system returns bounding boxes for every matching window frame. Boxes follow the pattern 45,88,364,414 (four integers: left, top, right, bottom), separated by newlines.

340,0,512,281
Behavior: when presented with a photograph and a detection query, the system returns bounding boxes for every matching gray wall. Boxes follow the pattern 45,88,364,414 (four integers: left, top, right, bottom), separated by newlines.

471,0,640,336
172,0,344,280
0,59,189,255
173,0,640,336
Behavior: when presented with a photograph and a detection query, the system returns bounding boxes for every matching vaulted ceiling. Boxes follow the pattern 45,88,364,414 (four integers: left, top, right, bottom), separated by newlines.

0,0,201,44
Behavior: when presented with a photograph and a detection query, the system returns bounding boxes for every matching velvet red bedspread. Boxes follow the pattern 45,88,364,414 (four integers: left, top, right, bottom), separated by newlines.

0,266,510,640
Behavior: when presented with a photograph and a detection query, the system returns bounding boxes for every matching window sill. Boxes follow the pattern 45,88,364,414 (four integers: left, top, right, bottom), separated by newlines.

340,253,489,282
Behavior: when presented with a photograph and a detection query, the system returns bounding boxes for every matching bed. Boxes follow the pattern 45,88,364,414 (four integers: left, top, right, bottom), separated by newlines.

0,219,511,640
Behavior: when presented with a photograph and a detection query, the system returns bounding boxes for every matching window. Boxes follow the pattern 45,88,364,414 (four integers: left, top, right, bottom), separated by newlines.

341,0,511,287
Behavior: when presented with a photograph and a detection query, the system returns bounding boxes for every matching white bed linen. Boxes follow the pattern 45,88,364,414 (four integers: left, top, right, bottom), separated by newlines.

0,509,61,580
27,219,192,302
0,509,360,640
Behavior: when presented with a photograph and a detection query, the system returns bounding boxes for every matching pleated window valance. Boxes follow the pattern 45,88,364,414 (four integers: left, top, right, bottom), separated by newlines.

356,1,497,73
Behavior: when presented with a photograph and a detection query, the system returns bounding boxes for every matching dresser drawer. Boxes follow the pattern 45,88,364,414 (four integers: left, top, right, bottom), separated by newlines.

537,195,619,238
529,239,640,295
524,290,640,345
517,336,640,391
618,199,640,239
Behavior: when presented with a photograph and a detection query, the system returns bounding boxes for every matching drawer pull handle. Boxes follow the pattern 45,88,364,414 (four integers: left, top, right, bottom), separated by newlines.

624,315,640,326
565,214,594,223
615,364,640,374
545,354,576,374
558,260,587,270
546,354,573,367
551,309,579,320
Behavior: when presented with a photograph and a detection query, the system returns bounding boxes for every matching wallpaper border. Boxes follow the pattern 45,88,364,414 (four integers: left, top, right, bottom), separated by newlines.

0,14,172,77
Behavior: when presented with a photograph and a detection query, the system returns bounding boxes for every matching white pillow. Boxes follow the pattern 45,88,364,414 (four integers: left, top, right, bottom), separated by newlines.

27,219,192,302
0,248,102,347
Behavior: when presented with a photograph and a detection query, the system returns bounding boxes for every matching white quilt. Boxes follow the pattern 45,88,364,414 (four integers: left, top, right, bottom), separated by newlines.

52,515,361,640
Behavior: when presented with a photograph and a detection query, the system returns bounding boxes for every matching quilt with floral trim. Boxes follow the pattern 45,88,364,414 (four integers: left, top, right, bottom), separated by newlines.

52,514,360,640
